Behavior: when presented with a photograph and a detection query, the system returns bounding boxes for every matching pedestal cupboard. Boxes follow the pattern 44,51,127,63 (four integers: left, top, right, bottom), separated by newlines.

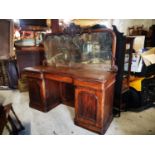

25,28,117,134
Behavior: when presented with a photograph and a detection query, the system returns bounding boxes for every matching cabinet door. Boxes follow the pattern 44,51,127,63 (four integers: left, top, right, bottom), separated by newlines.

75,87,103,128
28,77,61,112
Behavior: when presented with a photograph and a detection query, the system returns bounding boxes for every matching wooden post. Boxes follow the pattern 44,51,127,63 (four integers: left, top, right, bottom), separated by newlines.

51,19,59,33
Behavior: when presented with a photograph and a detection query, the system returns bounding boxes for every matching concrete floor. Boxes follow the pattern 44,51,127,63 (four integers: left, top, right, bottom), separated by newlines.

0,90,155,135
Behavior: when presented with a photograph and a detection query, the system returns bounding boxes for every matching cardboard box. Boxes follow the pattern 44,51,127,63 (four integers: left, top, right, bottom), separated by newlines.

141,48,155,66
133,36,145,52
131,53,143,72
124,53,143,73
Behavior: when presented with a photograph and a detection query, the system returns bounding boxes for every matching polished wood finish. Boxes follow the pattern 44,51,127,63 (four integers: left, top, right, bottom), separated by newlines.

51,19,60,33
26,70,60,112
25,28,117,134
16,46,45,76
25,65,116,134
74,71,115,133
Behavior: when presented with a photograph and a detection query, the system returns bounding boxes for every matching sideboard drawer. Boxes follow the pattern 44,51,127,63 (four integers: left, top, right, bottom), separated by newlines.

26,72,43,79
44,73,72,83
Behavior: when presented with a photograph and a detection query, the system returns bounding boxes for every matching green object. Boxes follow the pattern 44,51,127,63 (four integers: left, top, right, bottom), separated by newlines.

18,75,28,92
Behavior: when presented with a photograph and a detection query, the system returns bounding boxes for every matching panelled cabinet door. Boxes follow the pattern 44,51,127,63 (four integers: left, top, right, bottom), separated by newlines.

75,87,104,129
27,74,62,112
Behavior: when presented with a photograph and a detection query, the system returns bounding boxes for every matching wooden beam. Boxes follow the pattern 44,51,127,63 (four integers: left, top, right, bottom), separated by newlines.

51,19,59,33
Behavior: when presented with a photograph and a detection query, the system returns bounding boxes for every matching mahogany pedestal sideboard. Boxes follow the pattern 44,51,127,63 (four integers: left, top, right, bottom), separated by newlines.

25,65,116,134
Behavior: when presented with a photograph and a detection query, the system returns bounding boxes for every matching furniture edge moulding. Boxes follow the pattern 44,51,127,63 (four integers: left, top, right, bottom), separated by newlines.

24,27,118,134
74,76,116,134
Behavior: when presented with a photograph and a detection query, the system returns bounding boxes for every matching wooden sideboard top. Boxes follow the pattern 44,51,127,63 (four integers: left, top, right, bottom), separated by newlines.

16,46,44,52
24,64,116,83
